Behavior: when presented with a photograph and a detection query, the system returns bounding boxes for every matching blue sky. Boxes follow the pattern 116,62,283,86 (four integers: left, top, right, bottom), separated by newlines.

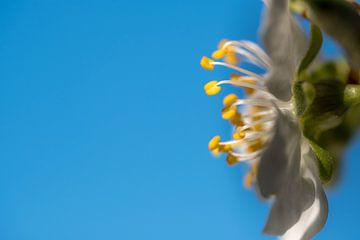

0,0,359,239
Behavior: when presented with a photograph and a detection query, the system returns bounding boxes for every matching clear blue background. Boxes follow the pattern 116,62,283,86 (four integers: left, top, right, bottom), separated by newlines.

0,0,359,239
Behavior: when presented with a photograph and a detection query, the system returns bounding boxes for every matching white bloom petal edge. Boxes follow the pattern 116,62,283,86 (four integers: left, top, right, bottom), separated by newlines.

261,0,308,101
281,143,329,240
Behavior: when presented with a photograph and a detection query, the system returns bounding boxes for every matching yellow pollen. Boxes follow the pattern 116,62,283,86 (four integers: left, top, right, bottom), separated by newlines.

218,39,228,49
231,75,257,94
251,163,258,175
208,136,221,151
250,106,266,114
244,172,253,188
211,148,221,156
230,113,244,126
230,74,241,81
223,94,238,107
200,56,214,70
221,106,237,120
252,115,263,121
204,81,221,95
225,51,238,65
233,131,245,140
247,140,264,153
242,78,257,95
226,154,238,166
253,124,264,131
244,164,258,188
211,49,227,59
215,40,238,65
219,144,232,152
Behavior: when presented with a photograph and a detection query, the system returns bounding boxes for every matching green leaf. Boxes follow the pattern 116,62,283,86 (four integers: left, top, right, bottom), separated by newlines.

298,24,323,75
304,0,360,69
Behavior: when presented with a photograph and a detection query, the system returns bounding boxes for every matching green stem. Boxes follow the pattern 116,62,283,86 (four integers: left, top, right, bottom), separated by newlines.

344,84,360,107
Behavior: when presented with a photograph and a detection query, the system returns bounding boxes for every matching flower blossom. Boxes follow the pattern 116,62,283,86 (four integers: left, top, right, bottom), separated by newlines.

201,0,328,239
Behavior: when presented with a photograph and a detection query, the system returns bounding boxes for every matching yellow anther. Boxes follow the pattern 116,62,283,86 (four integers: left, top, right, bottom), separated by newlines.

221,106,237,120
244,172,253,188
250,106,266,116
204,81,221,95
226,154,238,166
231,75,257,94
219,144,232,152
216,40,238,64
208,136,221,151
225,51,238,65
253,124,264,132
200,56,214,70
211,49,227,59
230,113,244,126
230,74,241,81
247,140,264,153
252,115,263,121
242,78,257,95
233,131,245,140
218,39,228,49
223,94,238,107
250,106,263,113
211,148,221,156
250,107,266,124
251,163,258,175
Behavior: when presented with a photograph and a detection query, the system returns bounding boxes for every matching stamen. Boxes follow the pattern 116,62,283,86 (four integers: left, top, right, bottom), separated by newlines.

234,98,274,108
242,110,275,119
220,130,268,145
223,41,271,68
241,118,274,130
204,81,221,95
220,144,232,152
234,98,290,109
200,56,214,70
230,47,269,69
230,113,245,126
230,150,263,161
224,51,238,65
243,131,271,142
208,136,221,151
217,80,270,95
244,163,259,188
244,172,253,188
211,62,264,80
202,40,287,179
226,154,238,166
233,131,245,140
223,94,239,107
221,106,237,120
211,49,227,59
247,139,264,153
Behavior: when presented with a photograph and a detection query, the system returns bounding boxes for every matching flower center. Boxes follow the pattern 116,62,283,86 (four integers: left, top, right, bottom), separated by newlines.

202,39,293,187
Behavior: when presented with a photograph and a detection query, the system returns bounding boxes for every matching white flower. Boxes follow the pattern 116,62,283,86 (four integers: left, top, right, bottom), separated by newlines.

201,0,328,239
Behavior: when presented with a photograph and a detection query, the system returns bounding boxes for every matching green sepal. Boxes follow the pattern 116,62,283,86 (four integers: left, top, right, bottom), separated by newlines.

294,61,351,183
308,140,335,183
297,24,323,75
300,77,346,144
344,84,360,107
293,81,316,116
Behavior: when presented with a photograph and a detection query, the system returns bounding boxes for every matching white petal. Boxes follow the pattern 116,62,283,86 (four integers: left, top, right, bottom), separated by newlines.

257,111,301,198
257,111,316,235
260,0,308,101
281,142,328,240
